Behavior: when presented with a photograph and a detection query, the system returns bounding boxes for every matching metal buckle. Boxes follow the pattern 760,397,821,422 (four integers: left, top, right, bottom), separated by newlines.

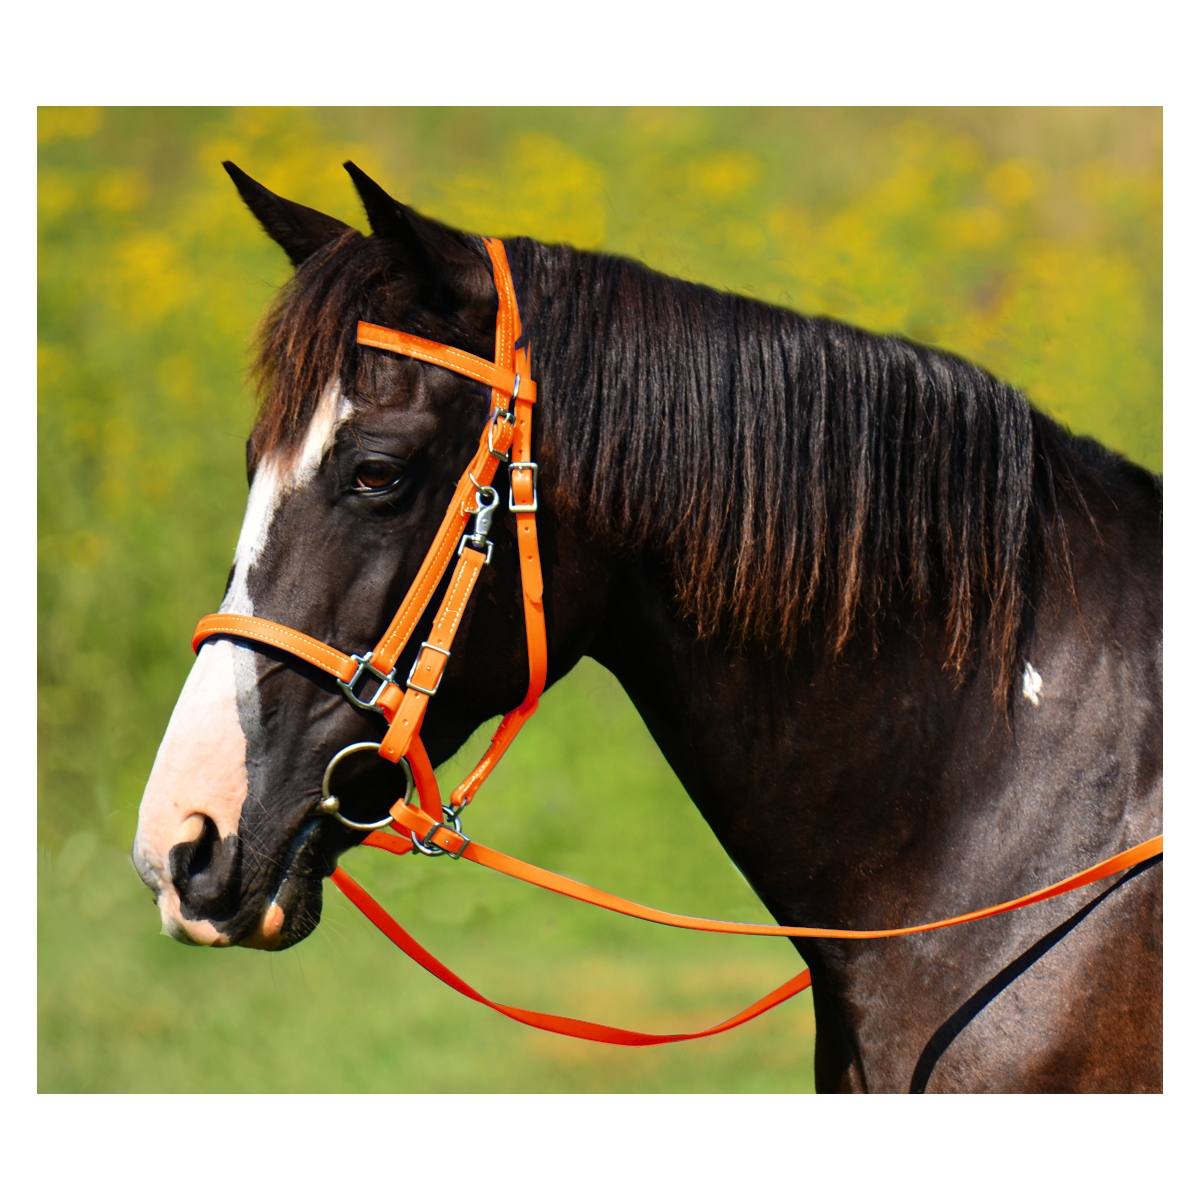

508,461,539,513
487,408,514,460
317,742,413,831
337,652,399,714
405,641,450,697
411,805,471,859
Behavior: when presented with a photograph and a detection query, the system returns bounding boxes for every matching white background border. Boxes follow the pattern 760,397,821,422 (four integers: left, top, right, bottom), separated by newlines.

11,1,1189,1192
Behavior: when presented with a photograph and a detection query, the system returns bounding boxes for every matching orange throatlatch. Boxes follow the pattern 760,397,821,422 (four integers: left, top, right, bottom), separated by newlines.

192,237,1164,1046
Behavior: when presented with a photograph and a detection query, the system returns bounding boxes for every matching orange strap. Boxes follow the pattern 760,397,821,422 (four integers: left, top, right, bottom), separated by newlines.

372,240,546,774
335,820,1160,1046
368,411,512,676
379,545,490,763
449,704,539,811
381,802,1164,941
191,614,358,682
406,731,443,822
330,865,813,1046
356,323,536,404
448,247,547,808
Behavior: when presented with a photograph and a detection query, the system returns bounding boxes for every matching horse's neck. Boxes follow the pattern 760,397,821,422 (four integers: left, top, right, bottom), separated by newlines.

587,555,992,930
582,482,1160,1088
584,474,1159,927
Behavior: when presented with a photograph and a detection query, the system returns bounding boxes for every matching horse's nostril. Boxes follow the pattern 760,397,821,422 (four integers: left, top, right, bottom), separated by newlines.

172,815,218,881
179,813,205,843
169,816,241,922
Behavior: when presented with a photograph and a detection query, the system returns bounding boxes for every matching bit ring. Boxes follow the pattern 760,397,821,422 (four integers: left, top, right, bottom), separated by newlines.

319,742,413,831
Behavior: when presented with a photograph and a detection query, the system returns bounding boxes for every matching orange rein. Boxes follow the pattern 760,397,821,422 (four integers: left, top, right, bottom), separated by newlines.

192,237,1164,1046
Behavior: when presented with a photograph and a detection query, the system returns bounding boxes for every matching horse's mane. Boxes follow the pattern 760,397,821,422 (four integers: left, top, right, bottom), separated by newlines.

252,230,1085,699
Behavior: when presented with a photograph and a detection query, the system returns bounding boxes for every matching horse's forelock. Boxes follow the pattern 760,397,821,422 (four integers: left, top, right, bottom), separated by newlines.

249,228,496,474
250,230,384,471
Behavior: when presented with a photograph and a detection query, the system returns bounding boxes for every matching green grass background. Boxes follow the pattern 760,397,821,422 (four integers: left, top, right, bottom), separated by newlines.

38,107,1161,1092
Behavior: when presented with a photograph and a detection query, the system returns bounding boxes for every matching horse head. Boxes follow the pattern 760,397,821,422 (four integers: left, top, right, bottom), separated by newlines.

132,163,608,949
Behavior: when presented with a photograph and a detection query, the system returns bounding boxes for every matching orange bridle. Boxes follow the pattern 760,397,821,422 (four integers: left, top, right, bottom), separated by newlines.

192,238,1163,1047
194,238,544,824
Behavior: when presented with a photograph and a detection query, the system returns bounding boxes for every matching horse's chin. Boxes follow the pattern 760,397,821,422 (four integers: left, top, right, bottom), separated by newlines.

242,863,325,950
235,817,329,951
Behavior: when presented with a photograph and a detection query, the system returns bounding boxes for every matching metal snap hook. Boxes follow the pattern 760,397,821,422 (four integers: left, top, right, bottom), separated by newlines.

459,483,500,562
319,742,412,831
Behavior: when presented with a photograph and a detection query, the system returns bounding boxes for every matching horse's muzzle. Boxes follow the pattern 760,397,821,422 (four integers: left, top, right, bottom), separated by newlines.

133,816,330,950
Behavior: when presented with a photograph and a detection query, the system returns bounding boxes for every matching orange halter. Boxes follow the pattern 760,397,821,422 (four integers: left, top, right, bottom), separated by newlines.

192,237,1163,1046
194,238,543,819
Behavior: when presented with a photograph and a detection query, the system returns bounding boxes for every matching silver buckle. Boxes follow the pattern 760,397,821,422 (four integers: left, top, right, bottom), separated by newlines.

411,805,470,859
337,652,399,714
405,641,450,697
508,461,539,513
487,408,514,460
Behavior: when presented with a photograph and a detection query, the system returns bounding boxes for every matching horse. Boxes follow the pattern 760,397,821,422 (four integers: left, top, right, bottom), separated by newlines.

132,161,1162,1093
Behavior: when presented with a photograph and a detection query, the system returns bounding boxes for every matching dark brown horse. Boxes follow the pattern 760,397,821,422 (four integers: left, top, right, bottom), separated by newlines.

133,162,1162,1092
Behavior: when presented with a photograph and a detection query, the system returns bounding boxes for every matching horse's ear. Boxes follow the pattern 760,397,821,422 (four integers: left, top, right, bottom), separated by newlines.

343,160,482,312
223,162,352,267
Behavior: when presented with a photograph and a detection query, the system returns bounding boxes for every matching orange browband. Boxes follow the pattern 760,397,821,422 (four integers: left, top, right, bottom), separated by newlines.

193,237,1164,1046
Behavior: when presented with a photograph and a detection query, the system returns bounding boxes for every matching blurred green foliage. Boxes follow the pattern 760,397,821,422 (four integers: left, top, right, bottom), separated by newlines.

38,108,1161,1092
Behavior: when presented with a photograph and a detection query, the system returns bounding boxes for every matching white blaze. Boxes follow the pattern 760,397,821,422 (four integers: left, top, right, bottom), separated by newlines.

132,382,350,944
133,639,248,946
222,382,348,618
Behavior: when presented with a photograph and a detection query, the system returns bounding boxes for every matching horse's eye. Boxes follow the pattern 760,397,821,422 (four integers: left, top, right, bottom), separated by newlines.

351,461,403,493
